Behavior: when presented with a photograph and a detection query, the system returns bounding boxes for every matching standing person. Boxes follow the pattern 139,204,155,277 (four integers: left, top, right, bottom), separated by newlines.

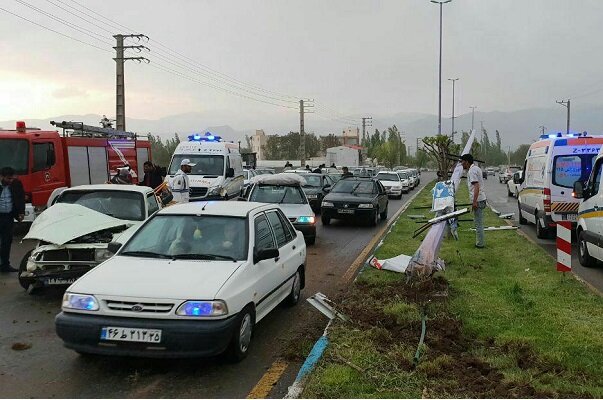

305,165,311,172
0,167,25,273
139,161,163,189
341,166,353,178
460,154,487,248
169,159,194,203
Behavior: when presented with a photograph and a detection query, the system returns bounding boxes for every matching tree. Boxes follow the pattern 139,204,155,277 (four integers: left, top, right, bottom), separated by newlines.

320,134,341,152
510,144,530,165
148,133,180,167
422,135,460,179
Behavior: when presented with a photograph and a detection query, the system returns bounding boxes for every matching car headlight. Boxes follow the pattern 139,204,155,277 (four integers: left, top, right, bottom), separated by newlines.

95,248,114,262
322,201,334,207
62,293,99,311
207,186,226,197
306,194,318,199
176,300,228,317
296,216,316,224
358,203,374,208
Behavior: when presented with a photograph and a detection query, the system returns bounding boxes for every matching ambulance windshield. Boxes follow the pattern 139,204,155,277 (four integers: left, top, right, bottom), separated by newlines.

0,139,29,174
168,155,224,176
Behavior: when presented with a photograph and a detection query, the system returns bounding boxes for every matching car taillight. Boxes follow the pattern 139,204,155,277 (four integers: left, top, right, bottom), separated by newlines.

543,188,551,212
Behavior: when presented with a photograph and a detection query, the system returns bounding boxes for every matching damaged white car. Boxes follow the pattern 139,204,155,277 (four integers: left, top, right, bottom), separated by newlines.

19,185,164,293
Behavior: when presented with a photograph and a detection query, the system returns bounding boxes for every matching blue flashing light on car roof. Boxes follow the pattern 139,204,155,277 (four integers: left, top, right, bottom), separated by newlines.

188,132,222,142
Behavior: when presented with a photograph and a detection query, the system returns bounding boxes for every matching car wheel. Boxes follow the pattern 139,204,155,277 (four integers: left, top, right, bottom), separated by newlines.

578,230,597,268
535,217,550,239
306,236,316,245
507,188,513,197
286,270,302,306
226,305,255,362
370,210,378,226
18,250,32,291
380,205,388,220
321,215,331,225
518,203,527,225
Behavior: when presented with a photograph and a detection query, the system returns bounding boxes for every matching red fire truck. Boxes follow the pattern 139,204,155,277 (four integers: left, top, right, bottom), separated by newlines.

0,121,152,221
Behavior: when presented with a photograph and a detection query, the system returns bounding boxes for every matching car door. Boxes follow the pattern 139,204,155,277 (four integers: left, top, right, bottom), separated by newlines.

582,159,603,259
252,212,282,319
375,181,387,212
265,210,298,299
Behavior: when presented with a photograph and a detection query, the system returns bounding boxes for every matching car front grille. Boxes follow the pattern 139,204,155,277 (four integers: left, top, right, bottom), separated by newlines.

333,202,359,209
41,249,95,262
105,300,174,314
189,187,208,198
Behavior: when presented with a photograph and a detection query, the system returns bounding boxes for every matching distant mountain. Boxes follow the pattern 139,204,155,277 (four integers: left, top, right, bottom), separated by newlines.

3,105,602,150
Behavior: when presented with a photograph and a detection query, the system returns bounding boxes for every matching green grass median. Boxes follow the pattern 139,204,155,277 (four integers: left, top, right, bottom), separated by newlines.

303,180,603,398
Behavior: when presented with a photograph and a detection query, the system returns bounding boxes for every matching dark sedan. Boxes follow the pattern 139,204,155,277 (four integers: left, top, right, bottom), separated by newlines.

320,177,389,226
295,173,333,212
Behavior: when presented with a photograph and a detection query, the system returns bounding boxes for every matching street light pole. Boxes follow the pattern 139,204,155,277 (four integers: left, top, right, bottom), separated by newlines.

469,106,477,131
431,0,452,136
448,78,459,141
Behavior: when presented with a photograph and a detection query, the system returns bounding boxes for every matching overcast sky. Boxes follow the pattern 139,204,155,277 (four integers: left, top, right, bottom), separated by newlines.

2,0,603,129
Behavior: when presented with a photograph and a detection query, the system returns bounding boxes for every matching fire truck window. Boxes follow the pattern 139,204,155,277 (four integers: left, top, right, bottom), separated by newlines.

33,143,55,172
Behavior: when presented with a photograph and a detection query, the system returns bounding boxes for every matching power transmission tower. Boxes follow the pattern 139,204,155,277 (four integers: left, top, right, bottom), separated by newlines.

556,99,571,135
361,117,372,144
299,99,314,166
114,34,149,131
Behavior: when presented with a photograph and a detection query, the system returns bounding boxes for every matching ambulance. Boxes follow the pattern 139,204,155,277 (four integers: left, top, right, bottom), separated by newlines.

167,133,244,200
515,132,603,238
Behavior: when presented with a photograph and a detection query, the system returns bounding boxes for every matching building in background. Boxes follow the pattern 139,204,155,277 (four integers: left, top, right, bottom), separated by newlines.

251,129,267,160
341,127,360,146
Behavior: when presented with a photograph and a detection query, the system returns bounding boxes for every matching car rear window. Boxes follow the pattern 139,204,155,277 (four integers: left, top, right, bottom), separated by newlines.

553,155,596,188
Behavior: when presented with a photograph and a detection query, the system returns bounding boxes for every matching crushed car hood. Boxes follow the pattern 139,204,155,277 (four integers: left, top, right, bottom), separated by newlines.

70,256,244,299
24,203,134,246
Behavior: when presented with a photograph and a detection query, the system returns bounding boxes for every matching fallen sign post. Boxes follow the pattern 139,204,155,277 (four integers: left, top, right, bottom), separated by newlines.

412,208,470,238
470,226,518,231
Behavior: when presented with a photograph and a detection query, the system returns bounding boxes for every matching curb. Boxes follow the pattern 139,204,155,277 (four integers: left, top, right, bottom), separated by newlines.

285,182,433,399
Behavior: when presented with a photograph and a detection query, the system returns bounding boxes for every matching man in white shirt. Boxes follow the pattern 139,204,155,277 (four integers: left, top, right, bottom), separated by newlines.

461,154,487,248
169,159,195,203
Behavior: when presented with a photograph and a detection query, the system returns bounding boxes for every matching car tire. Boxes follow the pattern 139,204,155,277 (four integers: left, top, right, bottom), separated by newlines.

370,210,379,226
535,217,550,239
321,215,331,225
285,270,302,306
380,205,388,220
578,230,598,268
225,305,255,362
518,204,527,225
507,188,513,197
397,194,402,200
18,250,32,291
306,236,316,245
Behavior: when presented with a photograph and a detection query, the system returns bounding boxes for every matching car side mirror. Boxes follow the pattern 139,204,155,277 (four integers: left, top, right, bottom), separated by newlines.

574,180,585,199
254,247,279,264
107,242,122,254
323,184,331,192
226,167,235,178
513,174,524,184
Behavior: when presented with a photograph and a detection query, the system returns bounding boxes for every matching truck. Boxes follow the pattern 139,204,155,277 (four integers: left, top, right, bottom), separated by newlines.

0,120,152,221
326,145,361,167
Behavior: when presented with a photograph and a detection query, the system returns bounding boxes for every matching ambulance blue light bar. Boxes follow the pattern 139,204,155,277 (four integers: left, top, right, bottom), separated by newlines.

188,132,222,142
539,131,589,140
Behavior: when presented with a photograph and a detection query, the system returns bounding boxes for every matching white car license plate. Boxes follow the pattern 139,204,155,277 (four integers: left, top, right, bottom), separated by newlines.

45,277,77,285
337,209,354,214
100,327,162,343
562,213,577,222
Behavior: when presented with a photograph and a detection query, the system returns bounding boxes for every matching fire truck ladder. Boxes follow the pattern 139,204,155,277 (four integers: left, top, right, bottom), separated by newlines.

50,121,137,139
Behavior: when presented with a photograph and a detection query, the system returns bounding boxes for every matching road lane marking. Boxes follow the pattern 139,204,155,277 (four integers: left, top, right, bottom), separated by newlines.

247,358,288,399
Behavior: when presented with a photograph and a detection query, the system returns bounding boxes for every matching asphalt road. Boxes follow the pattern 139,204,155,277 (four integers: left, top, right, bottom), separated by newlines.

483,175,603,293
0,173,434,398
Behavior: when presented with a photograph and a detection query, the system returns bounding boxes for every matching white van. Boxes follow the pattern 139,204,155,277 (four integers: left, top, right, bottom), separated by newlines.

167,133,244,200
516,133,603,238
573,147,603,267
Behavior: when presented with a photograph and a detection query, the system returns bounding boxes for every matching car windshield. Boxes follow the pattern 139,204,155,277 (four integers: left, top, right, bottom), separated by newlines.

121,215,248,261
57,190,145,221
168,155,224,176
0,139,29,174
300,175,322,187
377,173,400,182
553,155,597,188
397,172,409,179
509,166,521,173
328,173,342,183
332,180,375,194
250,185,306,204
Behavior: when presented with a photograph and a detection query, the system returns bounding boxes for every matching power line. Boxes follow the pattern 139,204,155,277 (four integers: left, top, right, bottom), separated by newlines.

0,6,111,52
43,0,117,36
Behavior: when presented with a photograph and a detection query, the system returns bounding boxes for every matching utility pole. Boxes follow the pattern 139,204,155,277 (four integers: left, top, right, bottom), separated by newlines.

299,99,314,166
556,99,571,135
114,34,149,131
361,117,372,144
416,137,421,156
448,78,459,141
539,125,546,135
431,0,452,136
469,106,477,131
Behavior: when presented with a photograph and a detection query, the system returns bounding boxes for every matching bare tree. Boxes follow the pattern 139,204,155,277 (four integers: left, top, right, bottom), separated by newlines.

421,135,460,180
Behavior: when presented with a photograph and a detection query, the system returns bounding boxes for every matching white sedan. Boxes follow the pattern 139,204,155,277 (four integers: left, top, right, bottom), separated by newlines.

55,201,307,361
